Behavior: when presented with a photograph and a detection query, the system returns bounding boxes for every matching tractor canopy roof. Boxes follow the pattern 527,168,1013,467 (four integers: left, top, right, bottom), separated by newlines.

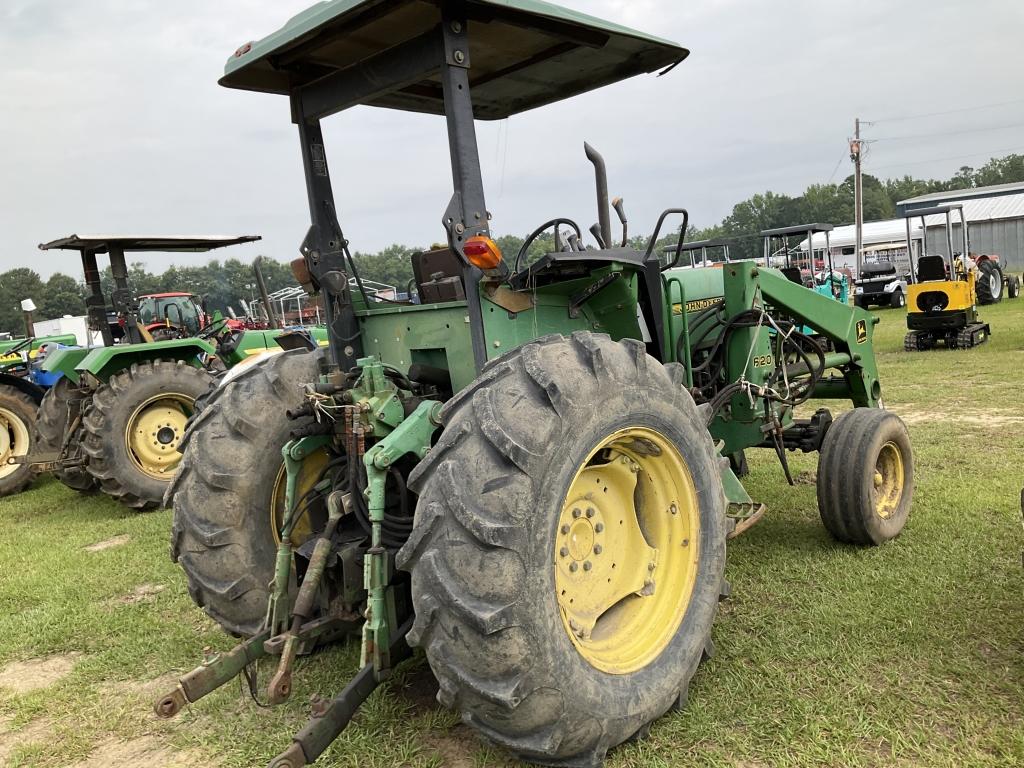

38,235,262,253
220,0,688,120
138,292,196,299
760,223,833,238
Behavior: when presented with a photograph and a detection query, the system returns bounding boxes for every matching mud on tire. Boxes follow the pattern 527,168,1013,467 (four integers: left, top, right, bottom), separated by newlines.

168,348,321,637
397,332,729,767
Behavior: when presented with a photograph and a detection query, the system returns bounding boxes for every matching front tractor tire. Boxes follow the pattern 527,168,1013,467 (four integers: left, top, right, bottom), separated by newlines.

816,408,913,545
397,333,728,767
35,379,98,492
81,360,213,510
0,386,38,496
169,349,324,637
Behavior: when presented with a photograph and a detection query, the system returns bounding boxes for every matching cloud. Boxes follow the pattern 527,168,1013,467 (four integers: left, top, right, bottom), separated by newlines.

1,0,1021,279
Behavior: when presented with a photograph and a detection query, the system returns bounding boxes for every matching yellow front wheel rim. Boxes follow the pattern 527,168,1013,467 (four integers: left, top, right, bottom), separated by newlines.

555,426,700,675
873,441,904,519
0,407,30,479
125,394,193,480
270,448,332,547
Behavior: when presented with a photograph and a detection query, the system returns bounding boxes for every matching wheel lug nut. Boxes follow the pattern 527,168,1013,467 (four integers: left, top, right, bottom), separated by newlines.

559,547,569,558
593,545,602,555
583,561,592,571
569,562,579,572
572,508,582,518
585,507,595,518
560,524,570,534
595,523,604,533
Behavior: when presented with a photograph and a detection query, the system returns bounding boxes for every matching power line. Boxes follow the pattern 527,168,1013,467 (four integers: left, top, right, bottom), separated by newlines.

872,120,1024,142
867,98,1024,123
826,149,847,183
866,144,1024,172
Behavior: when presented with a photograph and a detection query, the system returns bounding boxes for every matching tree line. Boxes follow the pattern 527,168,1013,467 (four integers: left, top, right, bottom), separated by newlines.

2,154,1021,336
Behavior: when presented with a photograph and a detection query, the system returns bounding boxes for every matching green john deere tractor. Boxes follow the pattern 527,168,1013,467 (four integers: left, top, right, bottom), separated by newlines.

157,2,915,766
0,334,78,495
17,234,295,509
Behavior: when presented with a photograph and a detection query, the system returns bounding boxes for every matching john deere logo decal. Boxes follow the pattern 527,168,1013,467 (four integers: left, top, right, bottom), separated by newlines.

672,296,723,315
856,319,867,344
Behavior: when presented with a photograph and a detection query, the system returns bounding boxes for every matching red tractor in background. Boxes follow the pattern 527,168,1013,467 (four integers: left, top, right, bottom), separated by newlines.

137,292,246,340
969,253,1020,303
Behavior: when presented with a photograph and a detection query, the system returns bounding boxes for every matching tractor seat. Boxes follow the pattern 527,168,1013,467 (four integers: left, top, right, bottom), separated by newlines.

412,247,466,303
916,255,947,282
780,267,803,285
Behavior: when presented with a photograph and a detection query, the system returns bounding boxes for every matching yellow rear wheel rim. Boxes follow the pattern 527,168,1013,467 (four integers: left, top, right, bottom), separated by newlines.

125,394,193,480
873,441,904,519
0,406,30,479
555,426,700,675
270,448,332,547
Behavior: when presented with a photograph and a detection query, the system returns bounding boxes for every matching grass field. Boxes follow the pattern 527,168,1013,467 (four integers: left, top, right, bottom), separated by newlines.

1,298,1023,768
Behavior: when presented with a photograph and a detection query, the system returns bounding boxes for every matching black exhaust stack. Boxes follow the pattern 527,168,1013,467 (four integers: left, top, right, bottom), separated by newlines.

584,142,612,249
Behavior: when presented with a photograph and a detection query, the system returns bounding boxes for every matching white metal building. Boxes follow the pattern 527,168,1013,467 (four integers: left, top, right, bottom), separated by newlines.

800,219,923,277
898,182,1024,272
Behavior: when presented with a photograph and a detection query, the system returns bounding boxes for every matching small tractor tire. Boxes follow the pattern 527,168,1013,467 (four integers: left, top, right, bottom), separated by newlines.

816,408,913,545
169,348,323,637
975,260,1003,304
398,333,728,766
35,379,98,492
890,290,905,309
0,387,38,496
1007,274,1020,299
81,360,213,510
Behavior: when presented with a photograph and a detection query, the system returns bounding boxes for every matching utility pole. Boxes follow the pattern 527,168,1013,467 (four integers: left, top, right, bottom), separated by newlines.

850,118,864,279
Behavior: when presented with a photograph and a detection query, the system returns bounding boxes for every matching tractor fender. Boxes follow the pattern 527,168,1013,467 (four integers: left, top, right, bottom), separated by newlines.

0,372,47,405
75,338,217,383
219,347,284,387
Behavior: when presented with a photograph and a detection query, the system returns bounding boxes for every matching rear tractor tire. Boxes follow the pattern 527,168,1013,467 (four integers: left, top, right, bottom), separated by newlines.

0,386,38,496
35,378,98,492
397,333,729,767
169,349,328,637
975,260,1003,305
816,408,913,545
81,360,214,510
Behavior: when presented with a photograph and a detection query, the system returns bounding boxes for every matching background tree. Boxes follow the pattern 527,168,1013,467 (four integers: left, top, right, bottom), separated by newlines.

0,268,45,336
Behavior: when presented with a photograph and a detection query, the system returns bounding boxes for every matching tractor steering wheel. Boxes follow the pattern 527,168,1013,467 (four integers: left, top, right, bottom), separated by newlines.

197,317,229,340
513,218,583,273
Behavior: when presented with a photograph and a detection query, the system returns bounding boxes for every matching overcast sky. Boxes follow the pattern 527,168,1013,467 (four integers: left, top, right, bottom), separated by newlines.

2,0,1023,277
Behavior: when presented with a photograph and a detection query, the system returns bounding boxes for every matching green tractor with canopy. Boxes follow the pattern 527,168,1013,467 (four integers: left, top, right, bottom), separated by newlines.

157,2,915,766
17,234,294,509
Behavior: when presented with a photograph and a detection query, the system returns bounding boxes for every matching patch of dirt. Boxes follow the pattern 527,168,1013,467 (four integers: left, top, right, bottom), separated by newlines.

0,653,81,694
898,407,1024,428
0,716,52,763
98,673,179,707
420,724,482,768
793,470,817,485
84,534,131,552
113,583,166,605
397,662,441,714
67,736,209,768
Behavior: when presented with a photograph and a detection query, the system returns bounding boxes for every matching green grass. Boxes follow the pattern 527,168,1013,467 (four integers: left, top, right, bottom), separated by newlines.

1,300,1023,767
